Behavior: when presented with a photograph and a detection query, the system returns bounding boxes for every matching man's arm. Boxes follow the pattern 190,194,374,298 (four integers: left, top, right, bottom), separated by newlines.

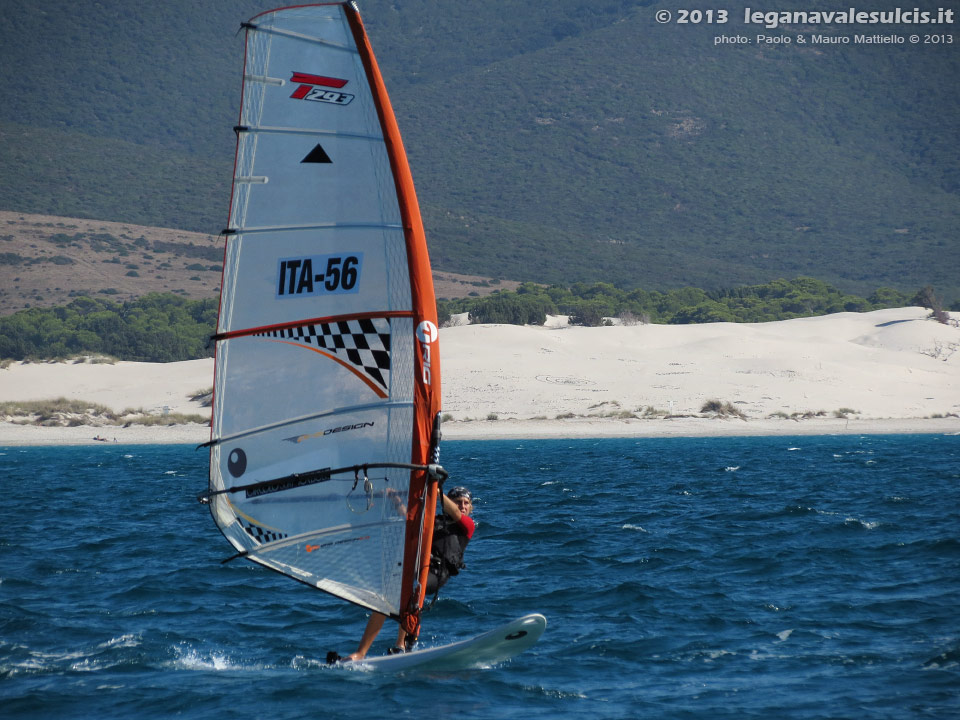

440,492,462,521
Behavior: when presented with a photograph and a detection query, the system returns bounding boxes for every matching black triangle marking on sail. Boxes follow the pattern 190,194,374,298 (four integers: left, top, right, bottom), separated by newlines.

302,144,332,163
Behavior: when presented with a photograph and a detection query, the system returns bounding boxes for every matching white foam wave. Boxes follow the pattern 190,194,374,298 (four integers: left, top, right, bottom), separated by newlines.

521,684,589,700
70,657,104,672
172,645,243,671
5,644,98,676
101,633,141,649
775,629,794,642
293,654,369,672
621,524,647,532
10,634,146,676
291,654,326,670
845,517,879,530
703,649,736,662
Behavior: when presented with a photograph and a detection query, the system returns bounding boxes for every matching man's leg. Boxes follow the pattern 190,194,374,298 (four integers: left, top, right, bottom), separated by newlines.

345,612,386,661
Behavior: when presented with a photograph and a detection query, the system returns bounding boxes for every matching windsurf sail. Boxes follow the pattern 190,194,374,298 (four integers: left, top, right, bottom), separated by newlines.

202,2,442,636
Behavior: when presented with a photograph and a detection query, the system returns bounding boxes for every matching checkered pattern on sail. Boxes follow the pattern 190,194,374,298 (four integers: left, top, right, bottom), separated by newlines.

255,317,391,391
240,518,288,545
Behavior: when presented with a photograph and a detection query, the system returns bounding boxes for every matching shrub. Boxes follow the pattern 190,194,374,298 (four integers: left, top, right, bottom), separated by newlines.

568,303,606,327
700,399,747,419
639,406,668,418
913,286,950,324
467,291,555,325
122,412,209,426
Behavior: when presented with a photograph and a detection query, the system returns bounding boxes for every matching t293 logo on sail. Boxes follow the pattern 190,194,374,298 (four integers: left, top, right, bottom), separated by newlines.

289,71,354,106
416,320,438,385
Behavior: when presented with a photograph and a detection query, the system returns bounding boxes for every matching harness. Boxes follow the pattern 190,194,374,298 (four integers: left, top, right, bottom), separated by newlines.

430,514,469,586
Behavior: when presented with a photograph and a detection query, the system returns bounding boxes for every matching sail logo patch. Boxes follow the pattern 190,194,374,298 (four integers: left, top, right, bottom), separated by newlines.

245,470,331,499
277,254,362,298
416,321,438,344
227,448,247,477
286,421,376,444
416,320,439,385
301,144,332,164
305,535,370,552
289,71,354,105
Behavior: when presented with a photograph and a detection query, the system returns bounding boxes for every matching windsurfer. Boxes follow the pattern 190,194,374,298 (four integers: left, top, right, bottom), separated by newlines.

345,486,475,660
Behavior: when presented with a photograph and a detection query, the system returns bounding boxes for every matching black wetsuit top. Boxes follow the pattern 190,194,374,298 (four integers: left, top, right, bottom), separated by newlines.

427,514,472,594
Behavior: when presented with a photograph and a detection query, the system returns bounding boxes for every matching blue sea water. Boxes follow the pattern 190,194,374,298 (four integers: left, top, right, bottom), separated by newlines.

1,434,958,719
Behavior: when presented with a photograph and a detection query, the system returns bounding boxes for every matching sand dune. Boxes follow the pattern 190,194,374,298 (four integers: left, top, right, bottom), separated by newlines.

1,307,957,445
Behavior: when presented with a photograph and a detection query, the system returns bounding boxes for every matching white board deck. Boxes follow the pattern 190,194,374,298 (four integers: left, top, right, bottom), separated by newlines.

340,613,547,672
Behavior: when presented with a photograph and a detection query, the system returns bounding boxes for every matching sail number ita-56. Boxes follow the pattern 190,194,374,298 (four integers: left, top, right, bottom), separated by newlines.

276,254,363,297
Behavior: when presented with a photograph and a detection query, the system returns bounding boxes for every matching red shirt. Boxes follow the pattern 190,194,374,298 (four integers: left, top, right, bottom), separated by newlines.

457,514,476,539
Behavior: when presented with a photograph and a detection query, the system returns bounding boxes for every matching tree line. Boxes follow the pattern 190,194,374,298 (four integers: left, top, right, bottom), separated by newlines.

0,294,218,362
0,278,941,362
438,278,927,327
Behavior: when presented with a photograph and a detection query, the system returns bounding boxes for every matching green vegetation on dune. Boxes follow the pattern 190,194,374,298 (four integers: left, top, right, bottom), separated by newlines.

0,294,218,362
0,398,208,427
0,279,933,362
439,277,922,327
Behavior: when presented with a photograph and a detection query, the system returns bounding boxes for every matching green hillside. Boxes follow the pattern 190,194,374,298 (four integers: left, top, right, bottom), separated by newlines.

0,0,957,302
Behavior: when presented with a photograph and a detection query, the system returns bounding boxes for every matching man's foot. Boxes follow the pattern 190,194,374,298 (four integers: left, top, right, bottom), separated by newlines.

387,645,405,655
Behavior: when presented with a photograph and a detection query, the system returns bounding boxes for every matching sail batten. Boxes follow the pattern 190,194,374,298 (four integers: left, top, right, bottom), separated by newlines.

246,24,358,52
243,74,286,86
211,309,413,342
207,2,441,626
235,125,384,142
224,222,403,234
206,399,416,448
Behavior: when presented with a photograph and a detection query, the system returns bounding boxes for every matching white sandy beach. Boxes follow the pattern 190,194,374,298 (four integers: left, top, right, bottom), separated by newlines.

1,307,957,445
